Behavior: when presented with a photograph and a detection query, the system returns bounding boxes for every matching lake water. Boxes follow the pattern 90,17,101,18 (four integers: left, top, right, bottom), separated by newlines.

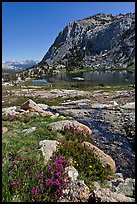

33,70,135,87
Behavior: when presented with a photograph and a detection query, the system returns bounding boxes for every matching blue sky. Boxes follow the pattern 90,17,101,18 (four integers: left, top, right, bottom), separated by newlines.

2,2,135,62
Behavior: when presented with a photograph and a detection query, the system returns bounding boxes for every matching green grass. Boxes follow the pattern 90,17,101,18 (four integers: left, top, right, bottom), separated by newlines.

56,139,113,190
76,84,135,91
2,110,114,201
2,115,64,202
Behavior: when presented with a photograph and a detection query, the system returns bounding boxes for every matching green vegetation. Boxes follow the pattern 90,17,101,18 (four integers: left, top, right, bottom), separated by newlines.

2,110,113,201
2,115,65,202
57,140,112,189
77,84,135,91
110,66,135,73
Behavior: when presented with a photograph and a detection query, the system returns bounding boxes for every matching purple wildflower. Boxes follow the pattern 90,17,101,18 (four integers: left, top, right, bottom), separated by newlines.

37,173,44,179
54,162,63,171
39,185,44,192
56,171,62,177
50,171,54,176
31,186,39,195
31,187,36,195
46,178,53,188
58,177,66,185
31,185,44,196
17,156,22,161
10,179,20,189
54,179,60,187
47,165,52,171
57,189,64,197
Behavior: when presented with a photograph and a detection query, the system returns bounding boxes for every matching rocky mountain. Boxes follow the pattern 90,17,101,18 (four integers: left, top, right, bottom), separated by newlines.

2,60,39,70
42,13,135,69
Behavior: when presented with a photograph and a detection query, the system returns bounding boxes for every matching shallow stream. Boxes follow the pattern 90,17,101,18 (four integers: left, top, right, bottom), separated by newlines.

74,109,135,179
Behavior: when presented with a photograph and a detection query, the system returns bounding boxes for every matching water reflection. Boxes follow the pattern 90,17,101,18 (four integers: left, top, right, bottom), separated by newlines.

33,70,135,86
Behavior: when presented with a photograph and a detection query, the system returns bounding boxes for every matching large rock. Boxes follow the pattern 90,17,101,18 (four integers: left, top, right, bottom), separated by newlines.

82,141,116,172
39,140,60,164
58,166,90,202
2,127,8,134
115,178,135,197
20,99,55,118
91,101,118,109
65,166,79,181
22,127,36,134
39,111,54,117
37,103,49,110
59,180,90,202
20,99,44,112
48,120,92,137
2,106,17,114
3,113,18,121
2,107,19,120
90,181,135,202
106,173,135,198
122,102,135,110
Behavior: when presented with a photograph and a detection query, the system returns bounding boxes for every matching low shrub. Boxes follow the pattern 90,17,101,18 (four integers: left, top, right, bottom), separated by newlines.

57,140,113,188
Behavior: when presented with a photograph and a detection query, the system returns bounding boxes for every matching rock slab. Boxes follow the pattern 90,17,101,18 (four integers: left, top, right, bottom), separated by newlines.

39,140,60,163
82,141,116,172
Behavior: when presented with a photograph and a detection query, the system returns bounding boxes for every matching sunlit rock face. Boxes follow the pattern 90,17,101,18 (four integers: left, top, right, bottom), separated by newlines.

42,13,135,69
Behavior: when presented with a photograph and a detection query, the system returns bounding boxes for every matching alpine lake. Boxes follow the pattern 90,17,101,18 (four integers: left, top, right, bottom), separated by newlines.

32,69,135,90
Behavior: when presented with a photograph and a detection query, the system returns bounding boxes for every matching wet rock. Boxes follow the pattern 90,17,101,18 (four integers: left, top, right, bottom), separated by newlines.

99,109,135,141
55,109,90,119
82,141,116,172
39,140,60,164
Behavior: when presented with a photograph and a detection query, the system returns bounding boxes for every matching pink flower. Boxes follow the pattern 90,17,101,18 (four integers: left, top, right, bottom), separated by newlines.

31,186,43,196
46,178,53,188
47,165,52,171
56,171,62,177
54,179,60,186
37,173,44,179
10,179,20,188
50,171,54,176
57,189,64,196
39,185,44,192
31,187,36,195
54,162,63,171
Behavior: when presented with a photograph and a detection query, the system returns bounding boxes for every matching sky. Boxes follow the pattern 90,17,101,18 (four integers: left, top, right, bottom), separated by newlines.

2,2,135,62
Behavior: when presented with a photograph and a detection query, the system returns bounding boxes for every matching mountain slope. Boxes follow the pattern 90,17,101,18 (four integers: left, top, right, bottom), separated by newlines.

42,13,135,69
2,60,39,70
